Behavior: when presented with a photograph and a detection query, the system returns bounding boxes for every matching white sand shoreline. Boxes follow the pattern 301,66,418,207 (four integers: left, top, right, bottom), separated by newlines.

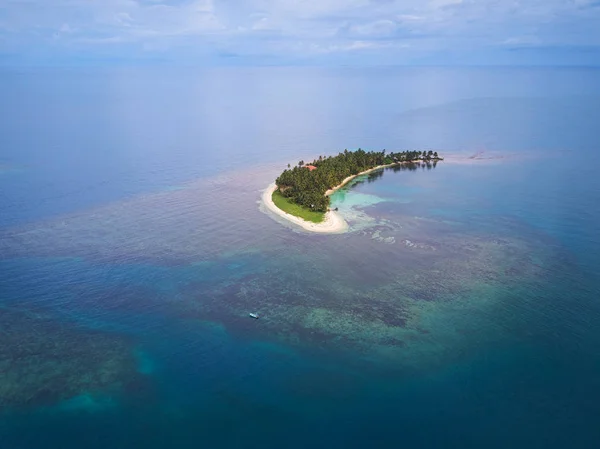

261,159,441,234
261,183,348,234
325,159,443,195
325,163,394,196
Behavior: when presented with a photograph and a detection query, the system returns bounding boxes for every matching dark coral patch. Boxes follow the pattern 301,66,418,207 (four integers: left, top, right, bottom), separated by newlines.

0,308,144,409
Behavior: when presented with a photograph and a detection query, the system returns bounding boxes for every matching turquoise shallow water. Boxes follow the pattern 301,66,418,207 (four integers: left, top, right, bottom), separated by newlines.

1,67,600,448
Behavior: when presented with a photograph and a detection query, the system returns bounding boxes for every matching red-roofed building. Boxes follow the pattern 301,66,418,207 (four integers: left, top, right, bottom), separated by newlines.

305,165,317,171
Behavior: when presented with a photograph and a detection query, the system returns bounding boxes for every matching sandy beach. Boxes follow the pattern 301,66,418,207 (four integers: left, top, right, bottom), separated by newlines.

262,183,348,234
324,163,396,196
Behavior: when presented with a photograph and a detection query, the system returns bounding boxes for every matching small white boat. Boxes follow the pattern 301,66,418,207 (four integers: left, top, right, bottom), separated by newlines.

249,313,259,319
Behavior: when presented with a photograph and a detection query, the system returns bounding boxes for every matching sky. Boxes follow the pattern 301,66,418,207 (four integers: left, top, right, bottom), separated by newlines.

1,0,600,66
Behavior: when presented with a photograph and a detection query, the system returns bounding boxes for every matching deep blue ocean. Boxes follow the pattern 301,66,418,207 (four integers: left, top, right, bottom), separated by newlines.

1,66,599,448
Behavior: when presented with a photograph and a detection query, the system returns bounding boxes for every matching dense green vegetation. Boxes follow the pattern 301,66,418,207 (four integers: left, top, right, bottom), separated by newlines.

271,189,325,223
275,149,442,213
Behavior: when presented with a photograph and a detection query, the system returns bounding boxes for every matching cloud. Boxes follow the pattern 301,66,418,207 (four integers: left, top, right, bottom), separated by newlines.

350,20,397,37
1,0,599,65
501,36,543,47
59,23,75,33
312,40,400,54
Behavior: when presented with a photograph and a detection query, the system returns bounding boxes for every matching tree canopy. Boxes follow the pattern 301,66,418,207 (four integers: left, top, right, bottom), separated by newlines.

275,149,442,212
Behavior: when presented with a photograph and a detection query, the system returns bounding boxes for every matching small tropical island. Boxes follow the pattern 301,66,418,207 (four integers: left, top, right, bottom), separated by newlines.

262,149,443,233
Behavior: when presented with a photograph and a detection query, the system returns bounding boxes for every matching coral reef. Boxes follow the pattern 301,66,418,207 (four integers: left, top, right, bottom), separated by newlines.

0,308,143,408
